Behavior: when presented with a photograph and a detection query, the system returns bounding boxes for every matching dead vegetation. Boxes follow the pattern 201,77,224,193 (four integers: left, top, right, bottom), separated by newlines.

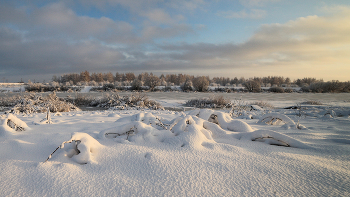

0,92,163,114
71,93,163,110
185,96,232,108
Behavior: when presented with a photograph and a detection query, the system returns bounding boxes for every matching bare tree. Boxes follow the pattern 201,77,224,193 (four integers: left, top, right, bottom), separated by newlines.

243,80,261,92
145,75,160,91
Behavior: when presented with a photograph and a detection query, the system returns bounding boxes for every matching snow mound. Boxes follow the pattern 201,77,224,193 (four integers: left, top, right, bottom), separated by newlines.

100,121,172,143
203,121,308,148
59,132,103,164
187,108,215,120
187,109,253,132
0,114,30,136
258,113,295,126
235,130,310,148
166,115,213,149
116,112,167,129
107,113,120,118
208,111,254,132
80,86,92,93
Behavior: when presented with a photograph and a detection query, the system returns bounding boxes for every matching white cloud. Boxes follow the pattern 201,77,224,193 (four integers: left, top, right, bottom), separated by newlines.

1,2,350,81
156,6,350,80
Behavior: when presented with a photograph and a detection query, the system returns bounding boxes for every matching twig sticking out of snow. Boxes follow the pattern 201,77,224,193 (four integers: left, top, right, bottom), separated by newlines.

155,117,168,130
40,107,52,124
252,136,291,147
44,146,60,163
44,133,102,164
44,140,77,163
7,119,25,131
4,114,28,132
258,113,295,126
105,127,135,140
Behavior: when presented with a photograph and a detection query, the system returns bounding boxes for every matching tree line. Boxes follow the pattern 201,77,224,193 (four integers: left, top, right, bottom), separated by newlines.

48,71,349,93
52,71,325,86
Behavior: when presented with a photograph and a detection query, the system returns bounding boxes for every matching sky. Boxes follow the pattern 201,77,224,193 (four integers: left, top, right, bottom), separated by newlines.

0,0,350,83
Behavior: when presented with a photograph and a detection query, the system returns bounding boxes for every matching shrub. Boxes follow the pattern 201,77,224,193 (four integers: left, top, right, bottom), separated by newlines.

72,93,163,110
243,80,261,92
269,87,284,93
145,75,161,91
181,79,193,92
284,88,294,93
250,101,274,109
185,96,232,108
302,81,350,93
131,79,143,91
192,76,209,92
7,92,80,114
102,83,115,91
300,100,323,105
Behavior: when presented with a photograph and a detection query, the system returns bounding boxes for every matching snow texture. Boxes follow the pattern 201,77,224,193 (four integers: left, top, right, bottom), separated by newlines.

0,97,350,196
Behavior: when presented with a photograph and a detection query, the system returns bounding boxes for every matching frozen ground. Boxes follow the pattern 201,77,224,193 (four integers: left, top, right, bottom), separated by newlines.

0,95,350,196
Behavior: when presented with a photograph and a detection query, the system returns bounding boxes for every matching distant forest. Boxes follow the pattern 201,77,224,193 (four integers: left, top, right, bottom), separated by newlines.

46,71,350,93
52,71,322,87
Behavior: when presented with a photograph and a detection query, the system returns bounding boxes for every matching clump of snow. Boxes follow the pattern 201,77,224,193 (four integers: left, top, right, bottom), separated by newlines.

234,129,310,148
116,112,167,130
0,114,30,136
209,111,254,132
187,109,254,132
259,113,295,125
101,121,173,144
59,132,103,164
80,86,93,93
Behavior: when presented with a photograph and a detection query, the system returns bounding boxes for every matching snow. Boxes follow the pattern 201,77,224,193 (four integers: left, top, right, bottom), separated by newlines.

80,86,93,93
0,95,350,196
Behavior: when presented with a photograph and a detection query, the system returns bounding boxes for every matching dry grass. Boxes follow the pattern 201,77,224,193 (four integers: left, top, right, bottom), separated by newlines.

249,101,275,109
72,93,163,110
300,100,323,105
185,96,232,108
1,92,79,114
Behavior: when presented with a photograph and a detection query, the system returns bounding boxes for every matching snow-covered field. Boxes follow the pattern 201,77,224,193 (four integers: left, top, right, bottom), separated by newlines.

1,94,350,196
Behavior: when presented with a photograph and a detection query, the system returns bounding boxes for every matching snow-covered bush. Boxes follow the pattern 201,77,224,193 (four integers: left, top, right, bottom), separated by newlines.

4,92,80,114
181,79,193,92
131,79,143,91
72,93,163,110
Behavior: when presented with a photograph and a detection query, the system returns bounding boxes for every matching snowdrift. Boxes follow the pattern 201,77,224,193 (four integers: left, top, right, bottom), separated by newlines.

0,114,30,136
1,104,349,196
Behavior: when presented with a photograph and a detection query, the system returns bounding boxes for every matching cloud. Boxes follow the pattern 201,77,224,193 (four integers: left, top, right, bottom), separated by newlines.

1,2,350,81
0,27,125,77
219,9,267,19
78,0,207,12
155,6,350,79
142,24,193,40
